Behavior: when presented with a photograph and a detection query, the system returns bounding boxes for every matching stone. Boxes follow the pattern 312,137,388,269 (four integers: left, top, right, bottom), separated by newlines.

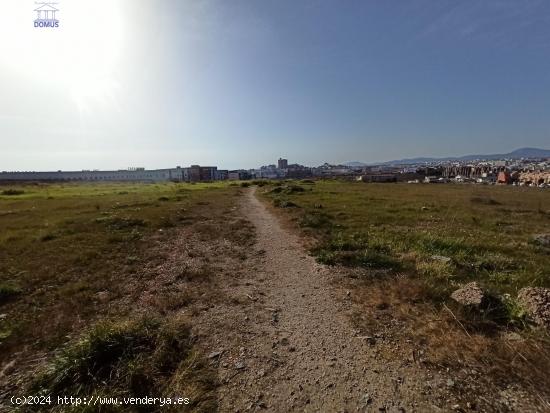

451,282,485,306
431,255,452,264
208,351,222,359
517,287,550,329
96,291,109,303
532,234,550,247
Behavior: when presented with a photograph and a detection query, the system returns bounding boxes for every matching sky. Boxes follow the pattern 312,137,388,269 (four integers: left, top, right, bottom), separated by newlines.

1,0,550,171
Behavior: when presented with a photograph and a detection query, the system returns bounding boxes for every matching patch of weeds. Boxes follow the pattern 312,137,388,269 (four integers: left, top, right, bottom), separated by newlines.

240,182,250,188
326,232,369,251
300,211,333,230
0,282,22,304
414,234,473,256
314,232,400,270
1,189,25,196
471,253,518,272
500,294,529,328
158,196,170,202
416,259,455,279
251,180,269,187
31,317,196,402
273,198,298,208
316,248,399,269
268,184,305,195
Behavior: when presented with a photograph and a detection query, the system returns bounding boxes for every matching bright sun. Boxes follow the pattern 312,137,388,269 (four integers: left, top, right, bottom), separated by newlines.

0,1,125,114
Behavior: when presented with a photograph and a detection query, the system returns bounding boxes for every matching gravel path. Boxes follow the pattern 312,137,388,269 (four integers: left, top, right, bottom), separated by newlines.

192,188,443,412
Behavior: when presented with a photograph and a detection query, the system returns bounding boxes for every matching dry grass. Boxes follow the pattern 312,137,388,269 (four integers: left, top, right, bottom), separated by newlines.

353,276,550,401
0,181,253,411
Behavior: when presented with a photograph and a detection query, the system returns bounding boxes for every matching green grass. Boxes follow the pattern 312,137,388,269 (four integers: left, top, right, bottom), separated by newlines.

262,180,550,298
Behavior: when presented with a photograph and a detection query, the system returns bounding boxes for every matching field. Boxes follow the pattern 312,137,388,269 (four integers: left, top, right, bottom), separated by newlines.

1,179,550,411
0,181,252,412
262,180,550,401
263,180,550,295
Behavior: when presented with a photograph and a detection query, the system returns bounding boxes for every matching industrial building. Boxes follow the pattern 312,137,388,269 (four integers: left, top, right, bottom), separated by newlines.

0,165,219,183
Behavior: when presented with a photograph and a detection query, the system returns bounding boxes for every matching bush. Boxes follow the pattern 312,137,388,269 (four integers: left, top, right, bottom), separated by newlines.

240,182,250,188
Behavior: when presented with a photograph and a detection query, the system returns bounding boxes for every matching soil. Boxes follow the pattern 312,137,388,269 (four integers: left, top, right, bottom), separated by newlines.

193,188,456,412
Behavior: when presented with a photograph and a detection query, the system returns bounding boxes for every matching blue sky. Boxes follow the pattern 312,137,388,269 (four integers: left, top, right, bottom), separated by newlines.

1,0,550,170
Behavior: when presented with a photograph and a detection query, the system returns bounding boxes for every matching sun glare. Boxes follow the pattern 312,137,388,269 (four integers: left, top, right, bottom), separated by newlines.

0,1,125,114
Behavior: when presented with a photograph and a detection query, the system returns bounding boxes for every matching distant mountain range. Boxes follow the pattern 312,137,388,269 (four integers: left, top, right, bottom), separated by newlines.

344,147,550,166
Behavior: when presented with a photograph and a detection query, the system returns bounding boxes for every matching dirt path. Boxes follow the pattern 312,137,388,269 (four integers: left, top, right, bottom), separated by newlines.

194,188,446,412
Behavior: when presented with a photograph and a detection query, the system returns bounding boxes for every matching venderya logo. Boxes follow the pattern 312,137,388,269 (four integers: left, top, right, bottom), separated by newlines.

34,2,59,28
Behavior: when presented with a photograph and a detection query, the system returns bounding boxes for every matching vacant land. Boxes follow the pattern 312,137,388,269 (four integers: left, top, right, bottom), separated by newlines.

0,181,254,412
262,180,550,410
1,180,549,412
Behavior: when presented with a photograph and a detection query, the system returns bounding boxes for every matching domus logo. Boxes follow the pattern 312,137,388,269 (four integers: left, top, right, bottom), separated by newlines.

34,2,59,28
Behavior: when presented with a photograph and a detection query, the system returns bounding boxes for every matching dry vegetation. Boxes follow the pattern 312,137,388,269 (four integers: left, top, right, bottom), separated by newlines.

0,181,253,412
262,179,550,408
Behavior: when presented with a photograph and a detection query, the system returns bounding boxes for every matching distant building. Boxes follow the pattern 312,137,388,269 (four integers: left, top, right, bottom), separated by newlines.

358,174,397,183
278,158,288,169
216,170,229,180
185,165,217,182
228,170,252,180
0,165,220,183
497,171,511,184
286,164,312,178
518,171,550,186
